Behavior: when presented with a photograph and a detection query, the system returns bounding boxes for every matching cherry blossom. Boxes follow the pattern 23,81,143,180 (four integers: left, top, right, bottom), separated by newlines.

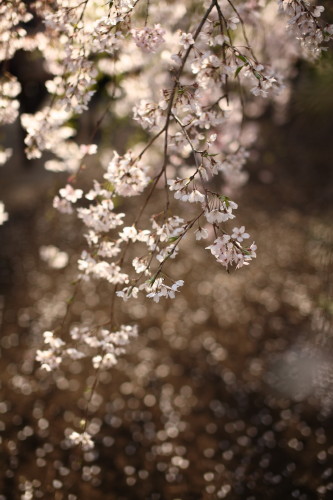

195,227,209,240
68,431,94,451
131,24,165,53
231,226,250,242
104,152,150,197
179,32,195,50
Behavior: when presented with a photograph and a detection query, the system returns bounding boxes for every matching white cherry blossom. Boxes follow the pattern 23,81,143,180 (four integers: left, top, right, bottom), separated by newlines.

195,227,209,240
231,226,250,242
131,24,165,53
179,32,195,50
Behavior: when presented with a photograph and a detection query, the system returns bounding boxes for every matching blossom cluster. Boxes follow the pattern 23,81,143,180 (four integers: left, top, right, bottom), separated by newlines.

36,324,138,373
207,231,257,270
131,24,165,53
278,1,333,58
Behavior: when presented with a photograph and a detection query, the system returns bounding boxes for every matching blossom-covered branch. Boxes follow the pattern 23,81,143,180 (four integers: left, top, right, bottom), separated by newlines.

1,0,332,451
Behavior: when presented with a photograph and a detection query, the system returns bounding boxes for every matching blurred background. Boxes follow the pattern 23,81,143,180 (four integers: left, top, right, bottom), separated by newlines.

0,30,333,500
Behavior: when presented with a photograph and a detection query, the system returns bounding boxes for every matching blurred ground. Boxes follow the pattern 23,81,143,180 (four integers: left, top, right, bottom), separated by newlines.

0,62,333,500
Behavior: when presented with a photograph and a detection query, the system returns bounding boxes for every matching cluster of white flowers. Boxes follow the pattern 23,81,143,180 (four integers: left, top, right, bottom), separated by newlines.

0,75,21,126
36,331,65,372
37,324,138,373
133,99,165,130
91,17,124,54
11,0,136,171
67,431,95,451
131,24,165,53
278,1,333,58
146,277,185,302
78,250,129,284
206,231,257,270
104,151,151,197
0,0,33,61
53,183,83,214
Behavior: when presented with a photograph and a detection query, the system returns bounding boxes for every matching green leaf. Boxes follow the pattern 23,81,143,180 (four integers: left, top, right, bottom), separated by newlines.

236,54,247,63
103,181,115,192
234,65,244,78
